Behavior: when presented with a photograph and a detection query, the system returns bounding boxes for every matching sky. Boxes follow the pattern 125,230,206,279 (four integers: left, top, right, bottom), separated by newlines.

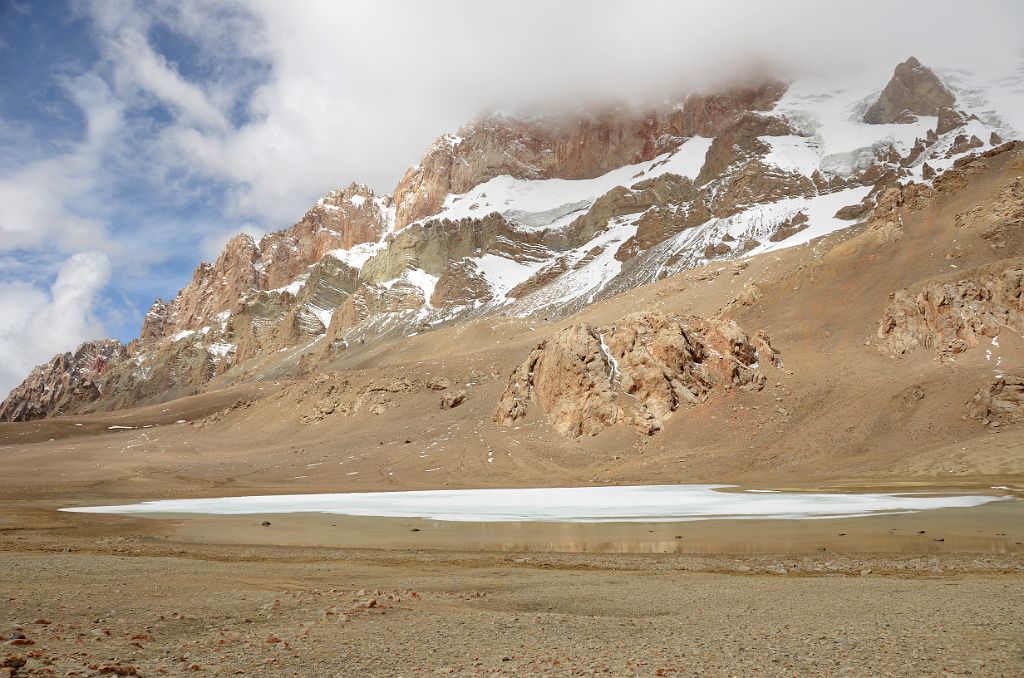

1,0,1023,397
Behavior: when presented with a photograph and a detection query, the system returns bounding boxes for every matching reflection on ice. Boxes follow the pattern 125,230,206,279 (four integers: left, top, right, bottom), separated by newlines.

62,484,1009,523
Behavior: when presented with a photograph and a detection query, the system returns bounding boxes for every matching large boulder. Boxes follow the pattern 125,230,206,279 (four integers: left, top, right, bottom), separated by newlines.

494,312,778,437
968,376,1024,423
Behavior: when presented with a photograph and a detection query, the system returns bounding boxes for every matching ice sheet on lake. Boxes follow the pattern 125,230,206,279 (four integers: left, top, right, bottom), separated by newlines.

61,484,1009,523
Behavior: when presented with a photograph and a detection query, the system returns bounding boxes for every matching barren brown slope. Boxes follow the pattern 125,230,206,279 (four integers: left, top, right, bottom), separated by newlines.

2,145,1023,504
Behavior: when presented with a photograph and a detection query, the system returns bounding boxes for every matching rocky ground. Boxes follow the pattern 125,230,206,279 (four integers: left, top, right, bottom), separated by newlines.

2,528,1024,677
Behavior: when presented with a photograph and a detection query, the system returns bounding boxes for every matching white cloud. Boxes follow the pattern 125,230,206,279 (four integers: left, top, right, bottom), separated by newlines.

74,0,1024,232
0,252,112,398
110,29,230,132
0,72,122,255
0,71,125,399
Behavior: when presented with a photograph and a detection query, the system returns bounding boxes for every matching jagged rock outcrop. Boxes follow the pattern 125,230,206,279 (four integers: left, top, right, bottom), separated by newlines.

230,290,296,363
877,261,1024,358
97,328,238,411
494,312,778,437
864,57,955,124
571,174,698,249
864,185,907,241
258,184,392,289
159,233,262,338
431,261,494,307
968,376,1024,423
153,184,391,342
949,133,984,157
140,299,170,343
936,106,970,135
768,212,809,242
0,340,125,422
392,82,786,229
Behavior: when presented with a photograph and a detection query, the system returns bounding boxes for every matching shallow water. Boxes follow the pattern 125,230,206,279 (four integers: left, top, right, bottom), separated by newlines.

61,484,1009,522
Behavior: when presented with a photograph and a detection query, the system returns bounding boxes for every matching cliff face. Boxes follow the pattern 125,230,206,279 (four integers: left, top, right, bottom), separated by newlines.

3,58,1016,422
864,56,956,124
145,183,394,343
0,340,125,422
391,82,787,229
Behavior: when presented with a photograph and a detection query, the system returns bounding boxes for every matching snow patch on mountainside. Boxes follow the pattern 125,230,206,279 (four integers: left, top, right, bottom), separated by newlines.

903,119,999,184
326,242,385,270
382,269,440,308
747,186,874,255
774,78,937,175
760,135,822,176
272,272,310,296
514,216,639,315
427,136,713,230
470,254,547,301
307,304,334,330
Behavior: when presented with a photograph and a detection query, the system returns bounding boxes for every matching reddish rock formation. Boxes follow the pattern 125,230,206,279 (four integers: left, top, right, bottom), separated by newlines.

864,57,955,124
393,82,786,229
257,184,392,290
0,340,125,422
154,184,391,341
139,299,170,343
494,312,777,437
948,133,984,157
936,107,969,135
877,260,1024,358
160,232,262,337
431,261,494,307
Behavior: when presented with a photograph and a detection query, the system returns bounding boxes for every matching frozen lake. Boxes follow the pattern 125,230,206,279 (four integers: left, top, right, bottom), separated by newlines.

61,484,1010,522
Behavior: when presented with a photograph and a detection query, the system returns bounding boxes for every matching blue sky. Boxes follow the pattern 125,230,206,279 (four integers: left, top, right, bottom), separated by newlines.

0,0,328,394
1,0,1021,396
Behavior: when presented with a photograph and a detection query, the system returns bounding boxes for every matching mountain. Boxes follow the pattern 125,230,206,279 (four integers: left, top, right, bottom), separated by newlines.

2,57,1021,434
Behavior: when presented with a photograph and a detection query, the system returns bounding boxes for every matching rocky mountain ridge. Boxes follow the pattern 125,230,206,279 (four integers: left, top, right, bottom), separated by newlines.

2,57,1019,422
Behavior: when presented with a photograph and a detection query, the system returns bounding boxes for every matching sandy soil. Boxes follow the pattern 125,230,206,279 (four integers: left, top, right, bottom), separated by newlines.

2,533,1024,676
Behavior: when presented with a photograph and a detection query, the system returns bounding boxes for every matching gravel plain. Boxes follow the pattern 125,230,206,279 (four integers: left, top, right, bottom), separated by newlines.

2,510,1024,677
